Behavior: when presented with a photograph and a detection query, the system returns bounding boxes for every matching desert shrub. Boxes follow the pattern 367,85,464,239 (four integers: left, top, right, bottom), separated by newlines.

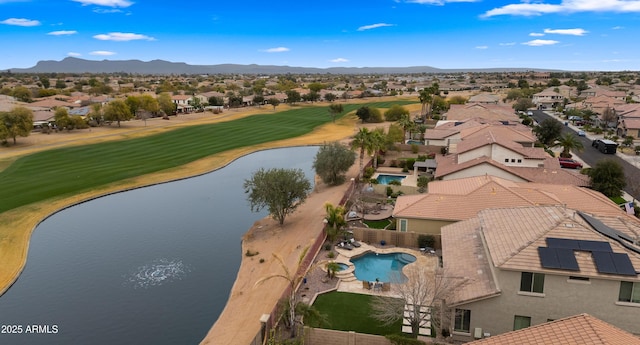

386,186,394,197
390,159,398,167
411,144,419,154
363,167,375,179
324,243,332,251
327,251,335,259
406,158,416,170
389,180,402,186
418,234,435,249
369,178,379,184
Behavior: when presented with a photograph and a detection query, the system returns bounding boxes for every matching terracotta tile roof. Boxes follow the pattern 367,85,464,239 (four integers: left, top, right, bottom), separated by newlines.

445,103,519,122
467,313,640,345
441,217,500,305
28,99,78,109
443,206,640,304
461,125,535,144
455,131,546,159
394,176,621,222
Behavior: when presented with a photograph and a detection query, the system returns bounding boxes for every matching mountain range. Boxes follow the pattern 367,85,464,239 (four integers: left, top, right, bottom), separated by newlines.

7,57,558,75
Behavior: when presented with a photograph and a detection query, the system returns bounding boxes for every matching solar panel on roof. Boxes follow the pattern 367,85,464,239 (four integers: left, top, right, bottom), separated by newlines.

592,251,618,274
611,253,637,276
556,248,580,271
538,247,561,269
578,240,613,252
546,238,580,250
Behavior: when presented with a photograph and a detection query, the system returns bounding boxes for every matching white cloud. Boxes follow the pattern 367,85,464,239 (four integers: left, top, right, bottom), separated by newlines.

522,39,560,46
72,0,133,7
357,23,394,31
529,32,545,37
544,28,588,36
330,58,349,63
89,50,116,56
499,42,516,46
93,8,123,13
612,26,624,29
483,0,640,17
1,18,41,26
93,32,155,41
476,45,488,49
67,52,82,57
260,47,290,53
48,30,78,36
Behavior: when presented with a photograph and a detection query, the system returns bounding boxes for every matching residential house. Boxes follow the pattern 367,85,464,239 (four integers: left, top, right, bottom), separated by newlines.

532,88,564,110
443,103,519,122
391,175,618,236
615,103,640,138
468,93,500,104
171,94,194,113
442,206,640,342
466,313,640,344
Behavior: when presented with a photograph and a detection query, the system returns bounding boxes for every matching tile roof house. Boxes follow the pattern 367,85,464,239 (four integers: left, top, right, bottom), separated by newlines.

532,88,564,110
392,175,619,236
424,119,530,148
614,103,640,138
466,313,640,344
441,206,640,343
444,103,519,122
468,93,500,104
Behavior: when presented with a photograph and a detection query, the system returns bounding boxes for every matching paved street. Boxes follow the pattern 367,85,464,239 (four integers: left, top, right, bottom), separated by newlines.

531,110,640,201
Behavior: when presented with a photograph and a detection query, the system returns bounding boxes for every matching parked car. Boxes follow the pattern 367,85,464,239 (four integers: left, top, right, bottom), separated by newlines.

526,111,533,116
577,130,586,137
559,158,583,169
592,139,618,154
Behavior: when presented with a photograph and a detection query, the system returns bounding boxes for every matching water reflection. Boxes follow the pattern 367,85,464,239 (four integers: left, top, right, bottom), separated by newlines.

0,146,319,345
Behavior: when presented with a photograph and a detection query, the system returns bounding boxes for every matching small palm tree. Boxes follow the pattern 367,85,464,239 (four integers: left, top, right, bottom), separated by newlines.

554,132,584,158
324,202,347,243
326,261,341,279
397,114,414,142
255,247,310,338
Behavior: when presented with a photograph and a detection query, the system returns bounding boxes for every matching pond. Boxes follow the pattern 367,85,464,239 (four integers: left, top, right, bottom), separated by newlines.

0,146,319,345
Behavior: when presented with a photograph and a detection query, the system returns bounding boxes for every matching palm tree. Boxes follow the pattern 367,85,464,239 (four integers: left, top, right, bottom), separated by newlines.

255,247,310,338
418,89,432,118
326,261,341,279
554,132,584,158
370,128,387,169
397,114,414,143
351,127,374,181
324,202,347,243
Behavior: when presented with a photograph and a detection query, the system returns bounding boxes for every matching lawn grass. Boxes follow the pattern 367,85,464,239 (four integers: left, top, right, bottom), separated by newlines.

0,101,416,214
309,291,403,336
364,219,391,229
610,196,627,205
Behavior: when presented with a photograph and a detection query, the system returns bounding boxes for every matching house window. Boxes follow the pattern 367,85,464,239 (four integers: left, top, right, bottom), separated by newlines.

513,315,531,330
454,309,471,333
399,219,408,232
619,281,640,303
504,158,509,163
517,159,522,163
511,159,516,163
520,272,545,293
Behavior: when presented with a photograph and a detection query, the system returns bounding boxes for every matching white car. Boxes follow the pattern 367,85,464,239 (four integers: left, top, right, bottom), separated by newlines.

577,130,586,137
526,111,533,116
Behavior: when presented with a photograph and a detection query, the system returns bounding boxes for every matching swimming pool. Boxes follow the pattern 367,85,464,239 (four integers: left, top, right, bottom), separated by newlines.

406,140,424,145
376,174,406,185
351,252,416,283
337,263,349,271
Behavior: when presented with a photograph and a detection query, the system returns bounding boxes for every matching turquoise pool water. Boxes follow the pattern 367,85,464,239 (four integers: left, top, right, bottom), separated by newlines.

351,252,416,283
337,263,349,271
406,140,423,145
376,174,406,185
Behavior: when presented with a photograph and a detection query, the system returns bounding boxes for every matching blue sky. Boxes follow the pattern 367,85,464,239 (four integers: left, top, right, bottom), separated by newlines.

1,0,640,71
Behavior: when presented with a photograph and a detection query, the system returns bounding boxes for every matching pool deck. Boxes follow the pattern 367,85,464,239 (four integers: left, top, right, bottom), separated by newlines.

332,243,438,297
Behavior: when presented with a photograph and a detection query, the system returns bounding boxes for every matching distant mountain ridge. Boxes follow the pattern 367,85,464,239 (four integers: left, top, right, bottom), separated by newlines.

8,57,558,75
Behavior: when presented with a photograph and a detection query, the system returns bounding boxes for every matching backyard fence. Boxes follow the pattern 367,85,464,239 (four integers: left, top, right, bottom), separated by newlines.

304,327,393,345
351,227,442,250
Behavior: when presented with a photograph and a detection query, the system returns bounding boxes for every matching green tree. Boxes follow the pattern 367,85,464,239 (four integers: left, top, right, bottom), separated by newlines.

0,118,8,143
157,92,175,116
267,97,280,110
324,202,347,243
12,86,32,103
189,96,203,110
351,127,374,181
383,104,409,121
554,132,584,158
534,118,563,146
208,96,224,106
313,141,355,185
286,90,301,104
54,107,71,130
1,106,33,145
307,82,325,93
244,168,312,226
103,99,133,127
324,92,337,102
513,97,535,112
252,94,264,106
387,123,404,144
328,103,343,123
588,159,626,197
447,95,467,105
370,128,387,169
355,106,372,123
125,95,142,116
